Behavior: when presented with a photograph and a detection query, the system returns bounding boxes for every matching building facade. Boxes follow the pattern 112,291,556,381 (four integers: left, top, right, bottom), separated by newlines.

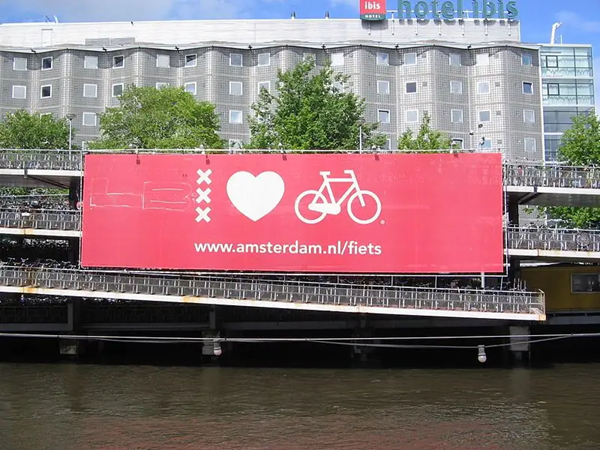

540,44,595,162
0,18,544,161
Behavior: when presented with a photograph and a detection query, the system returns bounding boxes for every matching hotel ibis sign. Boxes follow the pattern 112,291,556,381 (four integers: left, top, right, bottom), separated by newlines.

359,0,519,20
360,1,387,21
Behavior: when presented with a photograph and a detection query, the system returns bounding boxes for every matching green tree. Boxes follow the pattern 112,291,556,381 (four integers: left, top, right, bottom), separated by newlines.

0,110,71,149
397,112,455,151
248,58,386,151
89,85,223,149
545,110,600,229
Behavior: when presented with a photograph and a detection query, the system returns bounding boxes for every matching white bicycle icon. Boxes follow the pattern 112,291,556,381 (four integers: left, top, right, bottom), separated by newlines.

295,170,382,225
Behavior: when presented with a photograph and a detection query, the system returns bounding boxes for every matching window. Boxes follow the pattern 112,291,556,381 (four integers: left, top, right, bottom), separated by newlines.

477,81,490,94
83,83,98,98
42,56,53,70
229,139,243,150
450,80,463,94
572,273,600,293
405,110,418,123
378,109,390,124
332,81,344,92
451,109,463,123
476,53,489,66
41,85,52,98
113,55,124,68
229,110,243,124
13,57,27,71
156,82,169,89
523,82,534,95
258,53,270,66
84,55,98,69
452,138,464,149
377,80,390,95
405,82,417,94
545,55,558,68
82,112,97,127
230,53,243,67
156,54,170,68
523,109,535,123
185,54,197,67
229,81,243,96
547,83,560,96
480,138,492,149
331,53,344,66
376,52,389,66
479,110,491,122
112,83,124,97
258,81,270,92
524,138,537,153
449,53,461,66
404,53,417,66
185,82,197,95
522,53,533,66
12,85,26,99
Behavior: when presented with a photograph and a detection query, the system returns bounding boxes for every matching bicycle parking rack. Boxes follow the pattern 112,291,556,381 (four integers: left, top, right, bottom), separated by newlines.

0,266,546,321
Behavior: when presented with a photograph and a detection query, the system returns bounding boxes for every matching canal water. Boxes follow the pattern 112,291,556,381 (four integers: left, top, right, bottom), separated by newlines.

1,363,599,450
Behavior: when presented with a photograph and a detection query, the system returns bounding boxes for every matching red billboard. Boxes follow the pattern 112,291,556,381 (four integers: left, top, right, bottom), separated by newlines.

81,153,503,273
360,0,387,21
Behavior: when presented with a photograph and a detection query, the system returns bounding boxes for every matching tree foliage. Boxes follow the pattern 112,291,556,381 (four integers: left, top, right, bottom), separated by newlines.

248,58,386,151
397,112,455,151
89,85,223,149
0,110,71,149
545,110,600,229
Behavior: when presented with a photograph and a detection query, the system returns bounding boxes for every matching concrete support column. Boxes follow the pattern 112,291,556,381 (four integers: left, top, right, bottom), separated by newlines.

509,325,530,366
59,338,85,361
202,330,222,364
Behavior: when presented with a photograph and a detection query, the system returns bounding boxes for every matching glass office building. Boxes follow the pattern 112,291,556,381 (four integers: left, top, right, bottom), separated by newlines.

540,45,595,162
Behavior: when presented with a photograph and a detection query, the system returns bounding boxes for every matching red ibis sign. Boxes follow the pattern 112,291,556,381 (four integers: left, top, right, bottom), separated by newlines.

360,0,387,21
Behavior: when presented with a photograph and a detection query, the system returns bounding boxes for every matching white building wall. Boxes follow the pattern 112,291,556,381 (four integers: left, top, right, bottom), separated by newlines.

0,19,521,48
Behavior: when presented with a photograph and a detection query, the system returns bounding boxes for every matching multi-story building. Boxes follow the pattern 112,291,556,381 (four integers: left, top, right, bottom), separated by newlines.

0,18,544,161
540,44,595,162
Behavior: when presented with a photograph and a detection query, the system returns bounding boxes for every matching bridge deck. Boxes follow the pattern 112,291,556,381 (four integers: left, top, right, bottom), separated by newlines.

0,266,545,321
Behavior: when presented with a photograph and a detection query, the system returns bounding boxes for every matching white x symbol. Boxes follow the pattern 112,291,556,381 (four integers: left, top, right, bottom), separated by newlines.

195,207,211,223
197,169,212,185
196,188,211,204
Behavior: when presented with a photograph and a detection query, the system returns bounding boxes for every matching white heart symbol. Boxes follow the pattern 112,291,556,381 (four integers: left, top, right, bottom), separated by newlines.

226,171,285,221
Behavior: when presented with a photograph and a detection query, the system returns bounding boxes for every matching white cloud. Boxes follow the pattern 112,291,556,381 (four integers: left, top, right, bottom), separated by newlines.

0,0,285,22
555,10,600,33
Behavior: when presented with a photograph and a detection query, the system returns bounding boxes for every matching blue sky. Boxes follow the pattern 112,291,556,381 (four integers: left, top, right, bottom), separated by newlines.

0,0,597,102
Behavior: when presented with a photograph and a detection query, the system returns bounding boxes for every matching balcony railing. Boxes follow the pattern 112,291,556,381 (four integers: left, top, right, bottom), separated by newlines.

0,209,598,257
0,149,82,171
2,149,599,191
0,208,80,231
507,227,600,253
503,164,600,189
0,266,545,317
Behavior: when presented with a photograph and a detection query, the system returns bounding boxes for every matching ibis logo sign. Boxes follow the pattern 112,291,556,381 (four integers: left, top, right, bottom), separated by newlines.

360,0,387,21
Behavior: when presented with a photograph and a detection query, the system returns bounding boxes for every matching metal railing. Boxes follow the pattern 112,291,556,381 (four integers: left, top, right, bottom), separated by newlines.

507,227,600,253
0,266,545,316
0,149,599,191
0,149,81,171
0,208,80,231
0,209,597,257
503,163,600,189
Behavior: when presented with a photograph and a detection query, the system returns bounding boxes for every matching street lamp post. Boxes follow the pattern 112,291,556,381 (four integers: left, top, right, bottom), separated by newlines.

358,118,366,154
66,113,76,150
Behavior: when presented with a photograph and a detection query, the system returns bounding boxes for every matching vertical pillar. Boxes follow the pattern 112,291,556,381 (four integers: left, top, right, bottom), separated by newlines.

58,338,85,361
509,325,530,366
